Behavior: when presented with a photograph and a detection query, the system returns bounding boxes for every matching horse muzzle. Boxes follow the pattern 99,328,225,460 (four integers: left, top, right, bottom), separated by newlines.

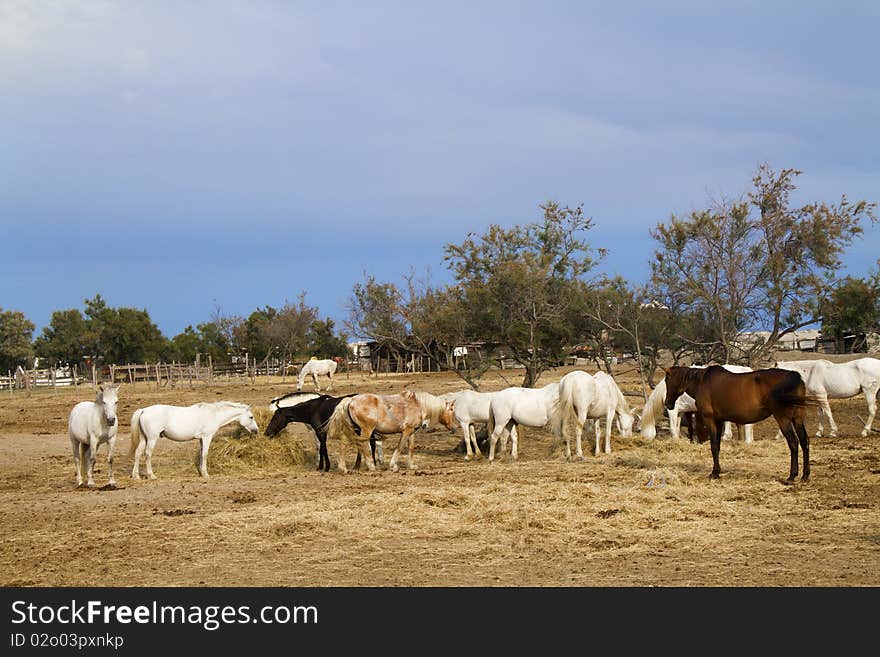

107,417,117,426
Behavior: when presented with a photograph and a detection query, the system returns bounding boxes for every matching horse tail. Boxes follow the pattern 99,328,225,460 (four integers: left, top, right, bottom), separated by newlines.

128,408,145,458
327,397,357,443
640,379,666,439
769,372,822,408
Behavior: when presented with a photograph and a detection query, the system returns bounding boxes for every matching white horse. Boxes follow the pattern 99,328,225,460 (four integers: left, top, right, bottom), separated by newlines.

640,364,755,443
558,371,635,459
68,384,121,488
774,358,880,437
486,382,562,462
129,401,259,481
444,389,518,461
297,358,338,392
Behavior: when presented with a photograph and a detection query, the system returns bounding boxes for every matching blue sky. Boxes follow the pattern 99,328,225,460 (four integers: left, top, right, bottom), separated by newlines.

2,1,878,338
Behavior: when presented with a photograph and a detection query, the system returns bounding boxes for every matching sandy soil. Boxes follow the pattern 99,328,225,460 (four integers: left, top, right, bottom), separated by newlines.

1,359,878,587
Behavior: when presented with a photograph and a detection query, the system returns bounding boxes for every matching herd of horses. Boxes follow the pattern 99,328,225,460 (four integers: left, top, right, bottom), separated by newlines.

67,357,880,488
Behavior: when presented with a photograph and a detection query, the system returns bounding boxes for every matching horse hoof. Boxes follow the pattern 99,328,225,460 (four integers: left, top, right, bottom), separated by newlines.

861,430,868,438
709,473,720,480
86,482,96,488
577,455,585,462
464,455,472,461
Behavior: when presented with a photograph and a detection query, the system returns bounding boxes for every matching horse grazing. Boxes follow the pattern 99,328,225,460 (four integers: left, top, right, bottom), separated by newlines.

327,391,457,473
557,371,635,459
663,365,812,481
265,391,378,472
774,358,880,437
297,358,339,392
486,382,563,462
640,365,756,443
68,384,121,488
444,389,519,461
129,401,259,481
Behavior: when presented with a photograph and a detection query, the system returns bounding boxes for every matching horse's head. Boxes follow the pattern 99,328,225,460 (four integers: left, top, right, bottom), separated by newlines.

264,409,288,437
439,400,459,433
238,406,259,435
618,409,635,437
663,368,687,411
96,384,120,426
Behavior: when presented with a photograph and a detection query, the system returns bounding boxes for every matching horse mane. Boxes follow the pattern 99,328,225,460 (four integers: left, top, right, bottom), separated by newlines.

640,379,666,439
411,391,449,424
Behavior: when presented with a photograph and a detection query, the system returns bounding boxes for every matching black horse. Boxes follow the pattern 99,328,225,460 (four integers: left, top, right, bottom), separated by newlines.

265,392,379,472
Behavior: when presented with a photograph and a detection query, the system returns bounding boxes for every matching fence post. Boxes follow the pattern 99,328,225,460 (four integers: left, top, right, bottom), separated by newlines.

208,355,213,384
91,363,97,389
72,364,78,389
7,370,11,396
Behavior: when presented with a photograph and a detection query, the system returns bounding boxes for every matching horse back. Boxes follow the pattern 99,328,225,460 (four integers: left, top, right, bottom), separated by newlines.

349,393,423,433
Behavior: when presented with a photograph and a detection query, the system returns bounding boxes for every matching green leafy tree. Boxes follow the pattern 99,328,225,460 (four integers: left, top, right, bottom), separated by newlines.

307,318,349,359
34,309,97,366
821,276,880,352
651,165,876,365
0,309,35,372
445,201,604,386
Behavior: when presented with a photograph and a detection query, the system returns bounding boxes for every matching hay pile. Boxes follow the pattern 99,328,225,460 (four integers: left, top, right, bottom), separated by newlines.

207,404,302,473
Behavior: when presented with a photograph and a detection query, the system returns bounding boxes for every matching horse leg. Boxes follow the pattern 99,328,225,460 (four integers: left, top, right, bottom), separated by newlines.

86,436,98,487
406,429,417,470
706,418,722,479
794,412,810,481
319,434,330,472
355,440,375,472
574,406,587,461
822,395,838,438
470,424,483,459
860,386,878,437
144,432,161,480
488,419,506,463
506,420,519,460
326,372,332,392
603,410,613,454
721,421,733,441
389,434,407,472
312,373,319,392
71,436,83,487
776,415,800,482
310,427,322,470
375,438,384,466
107,436,117,487
463,421,474,460
744,424,754,444
197,436,211,480
668,409,681,440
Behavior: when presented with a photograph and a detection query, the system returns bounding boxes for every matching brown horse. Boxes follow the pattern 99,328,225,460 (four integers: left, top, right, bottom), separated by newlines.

663,365,813,481
327,390,457,473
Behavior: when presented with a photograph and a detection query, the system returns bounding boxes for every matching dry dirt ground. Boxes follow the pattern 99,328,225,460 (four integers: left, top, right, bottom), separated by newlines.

2,358,879,587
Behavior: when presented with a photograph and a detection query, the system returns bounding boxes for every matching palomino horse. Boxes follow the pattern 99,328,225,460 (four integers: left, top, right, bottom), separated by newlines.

663,365,812,481
774,358,880,437
640,365,756,443
487,382,563,462
557,370,635,459
297,358,339,392
327,391,457,473
444,389,518,461
129,401,259,481
68,384,121,488
266,391,380,471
